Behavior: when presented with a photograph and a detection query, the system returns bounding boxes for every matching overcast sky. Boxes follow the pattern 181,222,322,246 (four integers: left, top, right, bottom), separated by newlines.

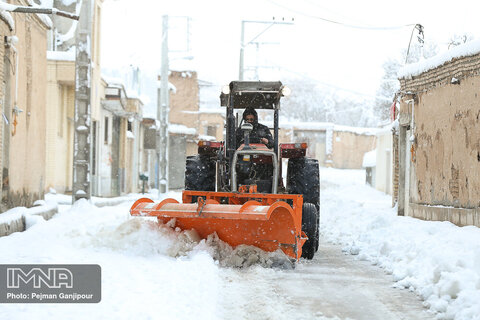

101,0,479,103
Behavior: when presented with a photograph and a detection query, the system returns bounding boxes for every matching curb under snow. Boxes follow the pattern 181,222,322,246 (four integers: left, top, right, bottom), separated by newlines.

0,196,140,237
0,201,58,237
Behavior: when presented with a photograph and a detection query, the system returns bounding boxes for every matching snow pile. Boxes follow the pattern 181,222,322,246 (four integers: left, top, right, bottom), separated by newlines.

87,216,293,269
0,200,57,226
0,199,221,320
362,149,376,167
320,168,480,320
193,233,293,269
398,39,480,79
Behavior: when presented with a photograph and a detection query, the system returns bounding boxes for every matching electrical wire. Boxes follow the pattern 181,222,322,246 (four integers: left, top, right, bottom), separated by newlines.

264,0,416,31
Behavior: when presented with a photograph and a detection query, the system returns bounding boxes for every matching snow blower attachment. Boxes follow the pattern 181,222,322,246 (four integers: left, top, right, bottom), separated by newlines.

130,191,307,260
130,81,320,261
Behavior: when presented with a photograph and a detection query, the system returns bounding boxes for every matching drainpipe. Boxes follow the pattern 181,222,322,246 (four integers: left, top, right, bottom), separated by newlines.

406,98,416,142
5,36,21,136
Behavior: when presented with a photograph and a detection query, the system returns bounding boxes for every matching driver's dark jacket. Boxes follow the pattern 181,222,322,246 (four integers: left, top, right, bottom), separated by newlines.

236,122,274,149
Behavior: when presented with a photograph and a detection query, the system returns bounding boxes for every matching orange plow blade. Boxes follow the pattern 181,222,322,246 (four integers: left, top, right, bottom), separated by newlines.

130,191,307,260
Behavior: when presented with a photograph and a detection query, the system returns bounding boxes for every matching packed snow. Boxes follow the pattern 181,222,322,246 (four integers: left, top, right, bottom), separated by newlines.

320,168,480,320
1,169,479,319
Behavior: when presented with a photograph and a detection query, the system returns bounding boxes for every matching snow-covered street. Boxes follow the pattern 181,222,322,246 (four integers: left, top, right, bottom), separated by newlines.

0,168,479,320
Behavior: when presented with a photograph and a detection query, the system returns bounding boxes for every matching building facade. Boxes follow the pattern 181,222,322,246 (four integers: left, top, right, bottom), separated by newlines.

397,41,480,227
1,1,51,210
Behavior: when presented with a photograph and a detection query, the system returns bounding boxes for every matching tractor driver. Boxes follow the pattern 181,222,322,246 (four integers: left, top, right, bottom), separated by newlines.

236,107,274,149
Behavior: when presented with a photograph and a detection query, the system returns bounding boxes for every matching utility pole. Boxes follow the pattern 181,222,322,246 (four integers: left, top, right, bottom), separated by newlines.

238,18,294,80
158,15,169,195
72,0,92,203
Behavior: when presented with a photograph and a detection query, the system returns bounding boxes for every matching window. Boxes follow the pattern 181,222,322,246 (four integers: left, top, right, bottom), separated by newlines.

207,125,216,137
104,116,109,144
127,120,132,132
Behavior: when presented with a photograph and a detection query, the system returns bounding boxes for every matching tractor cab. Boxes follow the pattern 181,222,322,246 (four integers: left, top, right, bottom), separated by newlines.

131,81,320,261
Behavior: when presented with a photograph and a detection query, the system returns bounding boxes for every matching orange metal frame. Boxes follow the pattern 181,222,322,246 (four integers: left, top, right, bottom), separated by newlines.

130,190,307,261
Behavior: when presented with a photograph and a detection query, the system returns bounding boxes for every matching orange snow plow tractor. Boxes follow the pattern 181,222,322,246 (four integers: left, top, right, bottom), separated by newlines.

130,81,320,261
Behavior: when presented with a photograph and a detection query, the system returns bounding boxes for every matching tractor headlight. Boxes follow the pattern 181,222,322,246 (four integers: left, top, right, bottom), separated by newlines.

281,86,291,97
222,85,230,95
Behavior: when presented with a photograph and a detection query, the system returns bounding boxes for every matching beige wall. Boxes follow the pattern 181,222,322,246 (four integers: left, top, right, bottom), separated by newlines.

46,60,75,193
398,52,480,227
168,71,199,128
198,112,224,141
332,131,376,169
0,20,11,208
400,76,480,208
5,7,50,208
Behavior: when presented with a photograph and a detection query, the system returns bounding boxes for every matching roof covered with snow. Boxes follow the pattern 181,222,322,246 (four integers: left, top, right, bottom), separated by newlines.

168,123,196,135
398,39,480,79
47,50,75,61
280,121,380,136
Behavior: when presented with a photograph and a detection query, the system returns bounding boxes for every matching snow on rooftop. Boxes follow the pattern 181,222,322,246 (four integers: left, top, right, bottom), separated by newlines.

102,75,125,87
281,121,379,136
362,150,376,168
126,89,141,101
47,50,75,61
198,135,216,141
168,123,196,135
183,108,224,116
398,39,480,79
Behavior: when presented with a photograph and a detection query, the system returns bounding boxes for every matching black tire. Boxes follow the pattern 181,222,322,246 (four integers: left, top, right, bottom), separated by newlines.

301,203,318,259
287,157,320,252
184,155,215,192
287,157,320,208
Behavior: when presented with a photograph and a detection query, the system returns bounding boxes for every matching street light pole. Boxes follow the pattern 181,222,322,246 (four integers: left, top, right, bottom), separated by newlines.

72,0,92,203
158,15,169,196
239,20,245,80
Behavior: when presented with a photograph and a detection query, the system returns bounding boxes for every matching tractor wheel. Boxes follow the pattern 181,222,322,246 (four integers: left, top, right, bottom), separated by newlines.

301,203,318,260
287,157,320,252
185,155,215,192
287,157,320,209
